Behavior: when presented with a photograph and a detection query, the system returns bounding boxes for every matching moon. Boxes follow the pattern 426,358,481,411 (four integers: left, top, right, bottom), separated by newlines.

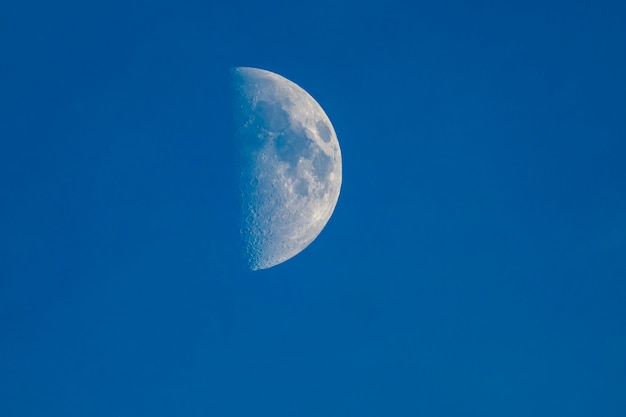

231,67,342,271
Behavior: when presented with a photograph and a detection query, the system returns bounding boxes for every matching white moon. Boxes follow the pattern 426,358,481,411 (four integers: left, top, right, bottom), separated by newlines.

232,67,342,271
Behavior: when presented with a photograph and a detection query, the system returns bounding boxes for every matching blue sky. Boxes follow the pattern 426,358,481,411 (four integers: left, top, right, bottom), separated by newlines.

2,0,625,415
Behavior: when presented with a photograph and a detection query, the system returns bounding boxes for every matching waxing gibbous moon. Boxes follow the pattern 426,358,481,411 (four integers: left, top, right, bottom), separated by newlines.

231,67,342,271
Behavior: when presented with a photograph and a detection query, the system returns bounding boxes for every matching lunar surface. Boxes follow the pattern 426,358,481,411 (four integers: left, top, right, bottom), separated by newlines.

232,67,342,270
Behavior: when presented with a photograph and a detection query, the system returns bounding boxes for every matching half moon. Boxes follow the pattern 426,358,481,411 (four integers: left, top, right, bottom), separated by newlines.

232,67,342,271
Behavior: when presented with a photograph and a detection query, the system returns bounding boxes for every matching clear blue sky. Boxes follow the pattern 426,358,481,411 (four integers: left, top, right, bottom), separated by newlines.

1,0,625,415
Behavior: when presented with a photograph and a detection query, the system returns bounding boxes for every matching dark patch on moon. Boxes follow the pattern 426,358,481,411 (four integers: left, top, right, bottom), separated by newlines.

312,151,332,181
316,120,332,143
255,100,290,132
294,179,309,196
274,130,313,167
